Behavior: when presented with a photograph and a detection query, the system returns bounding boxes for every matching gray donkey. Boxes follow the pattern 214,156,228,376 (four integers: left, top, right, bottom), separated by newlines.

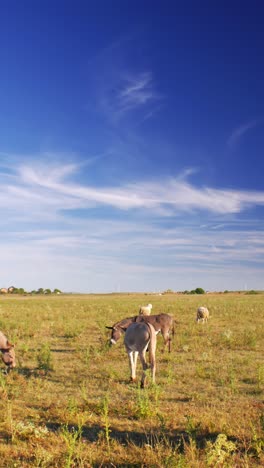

123,322,157,388
106,313,175,352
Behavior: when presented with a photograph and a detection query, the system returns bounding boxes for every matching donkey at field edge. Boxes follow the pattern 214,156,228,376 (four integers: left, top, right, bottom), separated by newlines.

0,331,16,373
106,313,175,352
123,321,157,388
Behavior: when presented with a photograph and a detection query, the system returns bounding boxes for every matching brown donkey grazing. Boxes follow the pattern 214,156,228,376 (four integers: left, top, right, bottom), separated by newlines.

123,321,157,388
106,313,175,352
0,331,16,373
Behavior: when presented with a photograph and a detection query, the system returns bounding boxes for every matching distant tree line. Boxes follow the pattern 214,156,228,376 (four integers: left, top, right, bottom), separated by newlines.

182,287,205,294
0,287,62,295
30,288,62,295
162,287,206,295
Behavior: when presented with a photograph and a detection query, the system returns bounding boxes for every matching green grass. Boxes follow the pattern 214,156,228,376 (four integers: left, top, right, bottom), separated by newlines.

0,293,263,466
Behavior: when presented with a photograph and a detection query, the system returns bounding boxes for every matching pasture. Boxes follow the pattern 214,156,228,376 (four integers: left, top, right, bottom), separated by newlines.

0,293,263,467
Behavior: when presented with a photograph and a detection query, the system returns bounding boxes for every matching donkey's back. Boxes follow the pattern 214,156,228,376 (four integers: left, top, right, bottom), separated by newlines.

124,322,151,352
136,313,174,352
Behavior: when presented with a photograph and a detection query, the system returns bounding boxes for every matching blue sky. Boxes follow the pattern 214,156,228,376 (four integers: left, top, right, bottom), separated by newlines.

0,1,264,292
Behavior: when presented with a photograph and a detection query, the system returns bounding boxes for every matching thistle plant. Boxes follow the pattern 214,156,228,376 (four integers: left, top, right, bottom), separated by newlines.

206,433,237,466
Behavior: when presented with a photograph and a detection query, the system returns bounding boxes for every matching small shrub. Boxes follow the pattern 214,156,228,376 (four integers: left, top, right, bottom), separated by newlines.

185,414,202,442
241,330,257,348
64,326,81,339
206,433,237,466
257,364,264,389
250,424,264,458
36,343,53,372
135,385,155,419
100,394,111,448
61,420,83,468
67,397,79,416
195,363,211,380
13,421,49,440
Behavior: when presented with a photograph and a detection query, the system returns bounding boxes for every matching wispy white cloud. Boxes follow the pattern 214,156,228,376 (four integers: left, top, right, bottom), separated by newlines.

0,156,264,292
118,72,155,109
87,32,161,125
227,119,259,147
1,217,264,292
99,71,160,123
2,159,264,216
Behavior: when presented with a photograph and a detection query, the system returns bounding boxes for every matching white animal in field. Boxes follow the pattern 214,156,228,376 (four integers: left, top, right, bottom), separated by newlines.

123,321,157,388
138,303,152,316
196,306,209,323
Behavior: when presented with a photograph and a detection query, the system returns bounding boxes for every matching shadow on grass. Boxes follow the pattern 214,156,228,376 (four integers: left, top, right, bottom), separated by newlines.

165,396,192,403
17,367,55,379
16,367,36,378
45,421,222,450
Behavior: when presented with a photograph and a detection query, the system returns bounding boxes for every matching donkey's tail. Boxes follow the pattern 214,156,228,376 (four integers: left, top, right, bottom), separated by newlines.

171,318,176,337
146,323,157,383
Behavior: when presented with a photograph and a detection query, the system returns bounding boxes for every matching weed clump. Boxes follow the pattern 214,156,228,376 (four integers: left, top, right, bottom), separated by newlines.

206,433,236,466
36,343,53,373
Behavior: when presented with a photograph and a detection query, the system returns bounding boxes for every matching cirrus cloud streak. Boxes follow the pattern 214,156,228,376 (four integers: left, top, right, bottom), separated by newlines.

14,160,264,216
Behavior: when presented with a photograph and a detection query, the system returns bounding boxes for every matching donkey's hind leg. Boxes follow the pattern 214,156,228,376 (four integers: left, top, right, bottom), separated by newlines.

128,351,138,382
139,346,149,388
162,332,171,353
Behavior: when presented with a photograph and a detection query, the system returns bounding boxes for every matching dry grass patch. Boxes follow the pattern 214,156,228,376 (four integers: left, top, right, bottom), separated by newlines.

0,293,263,466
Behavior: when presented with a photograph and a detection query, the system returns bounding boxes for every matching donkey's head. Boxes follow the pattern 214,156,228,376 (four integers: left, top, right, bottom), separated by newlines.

105,326,123,345
1,341,16,371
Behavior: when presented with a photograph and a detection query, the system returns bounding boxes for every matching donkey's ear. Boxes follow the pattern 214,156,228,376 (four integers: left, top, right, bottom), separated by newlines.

6,341,15,349
105,326,114,330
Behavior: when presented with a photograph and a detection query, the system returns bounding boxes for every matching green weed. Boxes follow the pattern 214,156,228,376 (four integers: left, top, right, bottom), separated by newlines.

61,418,83,468
100,393,111,449
36,343,53,372
135,385,154,419
206,433,237,466
184,414,201,442
257,364,264,389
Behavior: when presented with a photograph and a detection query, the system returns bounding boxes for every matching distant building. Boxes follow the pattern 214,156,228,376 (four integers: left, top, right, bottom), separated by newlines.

0,288,8,294
8,286,15,293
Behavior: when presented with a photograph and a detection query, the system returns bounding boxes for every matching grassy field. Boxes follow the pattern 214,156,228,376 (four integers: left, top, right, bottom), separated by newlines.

0,293,263,467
